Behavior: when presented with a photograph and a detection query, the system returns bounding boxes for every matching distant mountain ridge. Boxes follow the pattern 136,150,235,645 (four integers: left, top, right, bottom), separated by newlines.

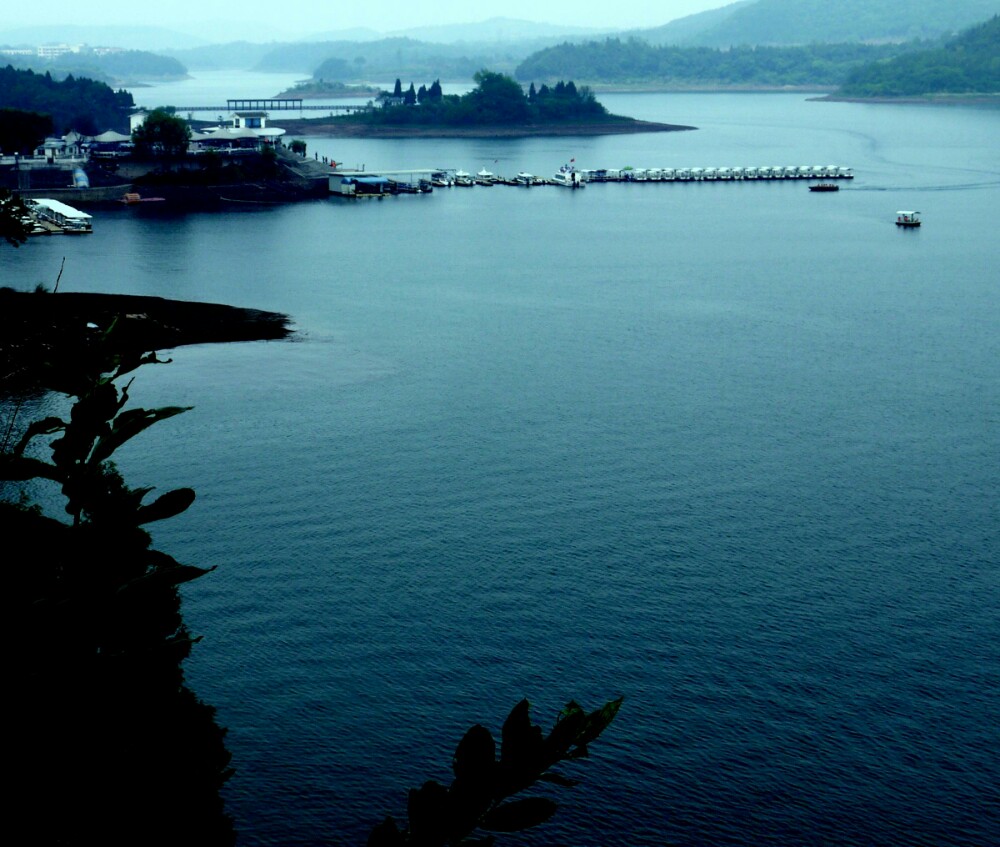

380,17,604,44
634,0,1000,45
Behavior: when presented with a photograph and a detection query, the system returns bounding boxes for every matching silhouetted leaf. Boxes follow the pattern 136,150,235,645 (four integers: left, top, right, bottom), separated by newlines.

0,454,62,482
481,797,558,832
367,816,405,847
500,699,543,769
449,724,498,836
118,562,215,594
136,487,196,524
408,780,449,841
13,415,66,454
89,405,191,465
577,698,623,748
544,702,587,759
538,772,579,787
453,724,496,781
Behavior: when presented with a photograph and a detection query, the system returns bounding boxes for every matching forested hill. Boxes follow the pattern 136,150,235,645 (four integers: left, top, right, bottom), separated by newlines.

514,40,921,88
255,36,551,78
637,0,1000,46
3,51,186,85
837,15,1000,97
0,66,134,135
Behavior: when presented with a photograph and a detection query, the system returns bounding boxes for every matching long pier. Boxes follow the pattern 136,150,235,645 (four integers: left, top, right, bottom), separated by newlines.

158,100,370,114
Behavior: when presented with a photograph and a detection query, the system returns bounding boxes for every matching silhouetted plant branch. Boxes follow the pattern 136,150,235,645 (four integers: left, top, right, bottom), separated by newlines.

2,319,234,846
2,316,622,847
369,697,622,847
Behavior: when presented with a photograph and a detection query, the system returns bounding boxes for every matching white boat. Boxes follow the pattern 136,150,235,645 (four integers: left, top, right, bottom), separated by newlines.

895,210,921,228
514,171,535,186
552,170,584,189
475,168,495,186
453,170,473,186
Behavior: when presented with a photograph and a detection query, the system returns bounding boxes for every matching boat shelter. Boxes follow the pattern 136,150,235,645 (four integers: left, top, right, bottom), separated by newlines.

332,175,391,196
29,198,92,227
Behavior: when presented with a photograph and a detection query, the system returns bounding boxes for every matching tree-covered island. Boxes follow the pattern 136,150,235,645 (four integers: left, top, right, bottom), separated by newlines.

273,79,383,99
277,70,694,137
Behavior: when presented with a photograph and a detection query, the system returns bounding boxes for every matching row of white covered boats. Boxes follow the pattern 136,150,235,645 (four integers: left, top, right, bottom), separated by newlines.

331,163,854,195
442,164,853,188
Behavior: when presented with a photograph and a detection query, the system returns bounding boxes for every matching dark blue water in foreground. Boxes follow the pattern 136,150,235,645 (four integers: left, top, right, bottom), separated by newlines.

4,90,998,846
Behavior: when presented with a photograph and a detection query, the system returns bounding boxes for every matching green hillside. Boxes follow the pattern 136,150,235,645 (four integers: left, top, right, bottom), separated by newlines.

515,39,919,88
838,15,1000,96
255,36,549,79
0,65,135,135
640,0,1000,46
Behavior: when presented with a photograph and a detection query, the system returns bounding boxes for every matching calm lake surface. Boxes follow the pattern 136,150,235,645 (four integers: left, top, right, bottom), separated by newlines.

5,75,999,846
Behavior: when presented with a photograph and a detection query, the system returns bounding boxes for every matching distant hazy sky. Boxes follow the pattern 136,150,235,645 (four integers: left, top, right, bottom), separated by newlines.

3,1,729,36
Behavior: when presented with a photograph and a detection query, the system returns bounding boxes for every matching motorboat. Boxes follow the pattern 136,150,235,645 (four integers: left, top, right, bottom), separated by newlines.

895,211,921,227
514,172,536,186
475,168,495,186
809,183,840,192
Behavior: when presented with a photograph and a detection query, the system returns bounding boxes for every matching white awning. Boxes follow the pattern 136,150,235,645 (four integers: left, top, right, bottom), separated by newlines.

94,130,131,143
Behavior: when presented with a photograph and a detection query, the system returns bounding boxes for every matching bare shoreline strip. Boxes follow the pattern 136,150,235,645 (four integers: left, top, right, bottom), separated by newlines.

277,118,696,138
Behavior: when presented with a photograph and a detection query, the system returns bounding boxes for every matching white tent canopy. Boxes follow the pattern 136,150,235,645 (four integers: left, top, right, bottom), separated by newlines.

93,130,131,143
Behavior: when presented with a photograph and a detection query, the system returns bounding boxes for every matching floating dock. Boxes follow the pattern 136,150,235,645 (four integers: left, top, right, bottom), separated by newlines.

329,165,854,195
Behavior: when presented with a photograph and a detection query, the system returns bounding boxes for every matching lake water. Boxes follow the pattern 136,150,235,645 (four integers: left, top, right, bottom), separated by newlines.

4,75,999,846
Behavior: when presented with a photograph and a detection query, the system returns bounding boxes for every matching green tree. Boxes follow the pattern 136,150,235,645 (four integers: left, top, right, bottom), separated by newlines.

0,107,54,154
132,107,191,161
404,82,417,105
0,189,30,246
467,70,531,123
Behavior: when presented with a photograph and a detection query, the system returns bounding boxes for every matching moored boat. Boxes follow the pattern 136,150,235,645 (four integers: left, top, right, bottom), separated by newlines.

552,171,584,189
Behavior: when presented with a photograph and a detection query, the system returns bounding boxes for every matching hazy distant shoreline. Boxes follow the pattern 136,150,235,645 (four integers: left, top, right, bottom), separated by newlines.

814,92,1000,105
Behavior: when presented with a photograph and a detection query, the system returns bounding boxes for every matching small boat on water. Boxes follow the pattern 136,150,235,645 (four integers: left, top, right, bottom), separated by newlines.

454,170,473,187
514,172,536,186
809,183,839,192
475,168,495,186
552,170,585,189
895,210,921,228
120,192,166,204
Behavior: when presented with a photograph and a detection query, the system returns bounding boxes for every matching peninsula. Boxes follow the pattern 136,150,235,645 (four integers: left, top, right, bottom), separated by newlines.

0,289,292,391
